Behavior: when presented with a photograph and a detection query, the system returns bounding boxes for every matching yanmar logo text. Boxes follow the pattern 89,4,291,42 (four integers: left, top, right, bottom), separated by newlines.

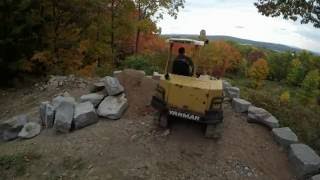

169,110,200,121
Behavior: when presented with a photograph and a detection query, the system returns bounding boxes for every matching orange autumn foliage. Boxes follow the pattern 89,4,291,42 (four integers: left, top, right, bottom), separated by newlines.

248,58,269,88
199,41,242,78
139,33,167,55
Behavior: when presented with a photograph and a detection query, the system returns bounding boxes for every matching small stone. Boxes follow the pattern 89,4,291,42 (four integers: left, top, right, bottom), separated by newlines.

18,122,41,139
289,144,320,178
80,93,105,107
97,94,128,120
90,82,105,93
232,98,251,113
161,129,170,137
113,70,123,77
103,76,124,96
73,102,98,129
272,127,298,148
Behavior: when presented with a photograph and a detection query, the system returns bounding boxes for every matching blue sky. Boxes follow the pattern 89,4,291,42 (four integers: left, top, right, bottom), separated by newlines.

157,0,320,53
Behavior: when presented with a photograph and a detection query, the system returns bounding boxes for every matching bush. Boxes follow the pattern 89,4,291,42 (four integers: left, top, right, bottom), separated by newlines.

280,91,290,105
287,59,305,86
121,55,162,75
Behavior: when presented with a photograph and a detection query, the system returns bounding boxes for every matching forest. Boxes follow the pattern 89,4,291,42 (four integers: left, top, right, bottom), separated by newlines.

1,0,320,151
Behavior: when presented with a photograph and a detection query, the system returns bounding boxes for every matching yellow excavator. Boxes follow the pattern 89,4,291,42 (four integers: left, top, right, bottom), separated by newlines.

151,38,224,138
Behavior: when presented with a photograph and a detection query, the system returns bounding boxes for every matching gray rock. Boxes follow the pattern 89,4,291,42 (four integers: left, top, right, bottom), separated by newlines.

103,76,124,96
80,93,105,107
54,100,74,133
289,144,320,178
232,98,251,113
97,94,128,120
272,127,298,148
73,102,98,129
311,174,320,180
18,122,41,139
40,101,55,128
113,70,123,77
0,115,28,141
52,95,76,110
223,80,232,90
226,87,240,99
91,82,105,93
263,116,280,129
248,106,271,121
247,106,279,129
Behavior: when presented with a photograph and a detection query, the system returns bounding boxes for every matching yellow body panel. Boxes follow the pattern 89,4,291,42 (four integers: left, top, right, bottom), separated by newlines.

159,74,223,114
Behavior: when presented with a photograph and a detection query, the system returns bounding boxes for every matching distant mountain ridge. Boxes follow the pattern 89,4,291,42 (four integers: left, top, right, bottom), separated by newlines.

163,34,320,55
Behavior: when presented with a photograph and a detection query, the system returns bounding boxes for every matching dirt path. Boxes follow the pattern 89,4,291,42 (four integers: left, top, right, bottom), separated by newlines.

0,74,296,180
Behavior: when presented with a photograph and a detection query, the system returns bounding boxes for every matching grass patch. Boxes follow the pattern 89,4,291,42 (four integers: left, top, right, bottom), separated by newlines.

227,76,320,153
0,151,41,179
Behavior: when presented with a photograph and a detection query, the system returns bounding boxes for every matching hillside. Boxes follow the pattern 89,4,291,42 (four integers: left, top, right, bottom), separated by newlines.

164,34,319,55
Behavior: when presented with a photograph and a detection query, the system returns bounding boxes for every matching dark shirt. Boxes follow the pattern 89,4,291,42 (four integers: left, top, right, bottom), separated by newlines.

172,54,194,76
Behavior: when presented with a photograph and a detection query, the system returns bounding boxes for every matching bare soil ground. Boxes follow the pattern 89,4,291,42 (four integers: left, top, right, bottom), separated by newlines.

0,72,296,180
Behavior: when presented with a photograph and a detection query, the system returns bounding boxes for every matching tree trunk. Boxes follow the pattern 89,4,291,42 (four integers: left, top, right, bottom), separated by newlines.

111,0,115,64
135,28,140,55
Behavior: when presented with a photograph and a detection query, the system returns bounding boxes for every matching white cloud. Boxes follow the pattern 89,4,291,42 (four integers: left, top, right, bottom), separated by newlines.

157,0,320,53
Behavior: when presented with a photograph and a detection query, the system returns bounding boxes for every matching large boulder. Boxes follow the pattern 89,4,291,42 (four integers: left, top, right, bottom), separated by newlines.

52,95,76,110
0,115,28,141
272,127,298,148
97,94,128,120
103,76,124,96
311,174,320,180
248,106,271,121
247,106,279,129
73,102,98,129
80,93,105,107
40,101,55,128
289,144,320,178
54,100,75,133
232,98,251,113
226,87,240,99
18,122,41,139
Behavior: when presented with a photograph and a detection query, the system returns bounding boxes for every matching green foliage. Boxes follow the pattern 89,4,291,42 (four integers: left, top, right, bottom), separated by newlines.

302,70,320,97
267,51,293,81
287,59,305,86
121,54,163,75
255,0,320,28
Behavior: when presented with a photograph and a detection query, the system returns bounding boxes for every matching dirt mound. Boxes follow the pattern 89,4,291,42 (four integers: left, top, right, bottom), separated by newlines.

116,69,158,119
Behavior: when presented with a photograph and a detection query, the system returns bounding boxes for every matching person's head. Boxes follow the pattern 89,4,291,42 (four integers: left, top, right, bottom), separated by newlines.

178,47,185,55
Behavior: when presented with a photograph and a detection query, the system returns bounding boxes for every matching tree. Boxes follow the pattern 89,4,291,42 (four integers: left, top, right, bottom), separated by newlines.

255,0,320,28
132,0,185,54
199,41,242,78
302,70,320,97
248,58,269,88
287,58,305,86
267,51,293,81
